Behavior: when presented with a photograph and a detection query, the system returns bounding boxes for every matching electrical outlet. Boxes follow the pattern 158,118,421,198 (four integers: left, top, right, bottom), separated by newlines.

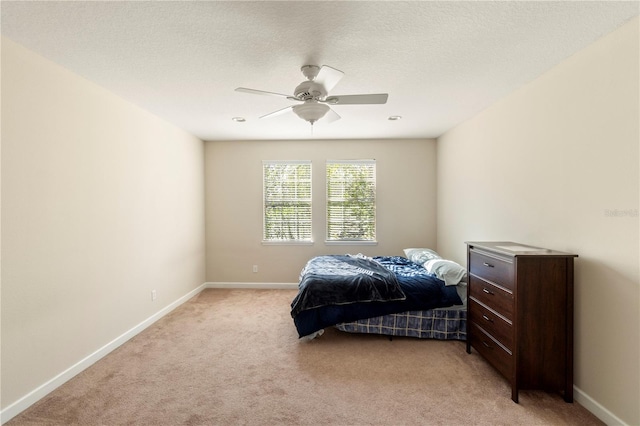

151,289,157,301
253,265,258,273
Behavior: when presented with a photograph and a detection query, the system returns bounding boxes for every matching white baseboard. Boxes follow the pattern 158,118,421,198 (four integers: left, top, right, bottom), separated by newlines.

205,281,298,289
574,385,628,425
0,283,207,425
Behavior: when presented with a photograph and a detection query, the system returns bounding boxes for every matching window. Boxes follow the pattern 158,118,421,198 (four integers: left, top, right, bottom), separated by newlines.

263,161,312,243
326,160,376,242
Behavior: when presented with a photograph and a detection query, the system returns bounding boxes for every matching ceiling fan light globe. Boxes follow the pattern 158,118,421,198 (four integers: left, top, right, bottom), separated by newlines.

293,103,330,123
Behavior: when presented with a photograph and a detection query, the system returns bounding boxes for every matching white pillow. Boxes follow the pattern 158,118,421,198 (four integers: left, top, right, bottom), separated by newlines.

403,248,441,264
424,259,467,286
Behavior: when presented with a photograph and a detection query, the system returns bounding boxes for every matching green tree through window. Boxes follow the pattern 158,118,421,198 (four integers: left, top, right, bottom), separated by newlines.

326,160,376,241
263,161,312,242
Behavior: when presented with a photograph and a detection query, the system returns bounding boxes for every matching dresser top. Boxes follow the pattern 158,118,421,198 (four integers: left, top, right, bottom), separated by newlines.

466,241,578,257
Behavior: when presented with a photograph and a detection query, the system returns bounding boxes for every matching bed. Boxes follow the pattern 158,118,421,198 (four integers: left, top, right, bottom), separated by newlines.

290,248,468,340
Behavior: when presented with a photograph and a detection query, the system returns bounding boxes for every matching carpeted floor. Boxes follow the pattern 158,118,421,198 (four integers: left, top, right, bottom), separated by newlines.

8,289,604,425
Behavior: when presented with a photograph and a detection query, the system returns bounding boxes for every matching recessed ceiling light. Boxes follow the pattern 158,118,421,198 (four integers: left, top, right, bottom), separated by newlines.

388,115,402,121
232,117,246,122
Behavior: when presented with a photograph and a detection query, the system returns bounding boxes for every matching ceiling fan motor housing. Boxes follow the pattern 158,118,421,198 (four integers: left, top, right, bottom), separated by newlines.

294,80,327,101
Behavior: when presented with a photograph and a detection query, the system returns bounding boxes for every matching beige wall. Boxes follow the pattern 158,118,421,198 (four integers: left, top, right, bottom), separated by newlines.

205,139,437,283
437,17,639,425
1,38,206,411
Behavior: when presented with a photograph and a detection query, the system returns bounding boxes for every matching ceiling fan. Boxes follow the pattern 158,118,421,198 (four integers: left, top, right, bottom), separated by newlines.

235,65,388,126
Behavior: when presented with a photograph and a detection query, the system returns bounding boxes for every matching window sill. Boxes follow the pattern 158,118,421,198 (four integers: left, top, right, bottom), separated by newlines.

262,240,314,246
324,240,378,246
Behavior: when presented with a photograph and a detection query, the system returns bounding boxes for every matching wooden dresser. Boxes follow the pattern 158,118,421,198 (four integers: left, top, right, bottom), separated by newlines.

465,241,577,403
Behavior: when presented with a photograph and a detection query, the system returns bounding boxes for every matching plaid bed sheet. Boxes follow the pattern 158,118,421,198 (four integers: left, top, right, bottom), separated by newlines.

334,308,467,340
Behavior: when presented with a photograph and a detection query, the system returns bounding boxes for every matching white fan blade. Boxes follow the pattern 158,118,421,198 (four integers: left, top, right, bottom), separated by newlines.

259,105,293,119
235,87,294,99
325,108,341,123
315,65,344,92
324,94,388,105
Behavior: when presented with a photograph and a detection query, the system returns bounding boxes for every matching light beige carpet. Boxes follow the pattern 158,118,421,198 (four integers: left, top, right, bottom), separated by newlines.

8,289,603,425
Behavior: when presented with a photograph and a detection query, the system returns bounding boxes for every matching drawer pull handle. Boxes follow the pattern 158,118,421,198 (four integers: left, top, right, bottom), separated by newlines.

482,340,493,349
482,288,494,295
483,262,494,268
482,314,493,323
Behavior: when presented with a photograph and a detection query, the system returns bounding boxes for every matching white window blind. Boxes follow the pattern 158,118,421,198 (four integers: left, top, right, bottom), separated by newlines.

263,161,312,242
326,160,376,242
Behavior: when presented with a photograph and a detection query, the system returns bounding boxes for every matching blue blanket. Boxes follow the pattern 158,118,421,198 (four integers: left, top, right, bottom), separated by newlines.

290,255,406,317
291,255,463,338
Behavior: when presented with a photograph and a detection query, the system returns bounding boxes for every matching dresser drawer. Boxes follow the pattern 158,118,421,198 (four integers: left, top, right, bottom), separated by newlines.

468,299,513,350
470,323,513,381
469,275,514,320
469,249,514,290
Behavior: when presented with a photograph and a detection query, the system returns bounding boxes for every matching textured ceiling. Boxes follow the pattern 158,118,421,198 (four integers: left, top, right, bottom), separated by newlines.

1,1,638,141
